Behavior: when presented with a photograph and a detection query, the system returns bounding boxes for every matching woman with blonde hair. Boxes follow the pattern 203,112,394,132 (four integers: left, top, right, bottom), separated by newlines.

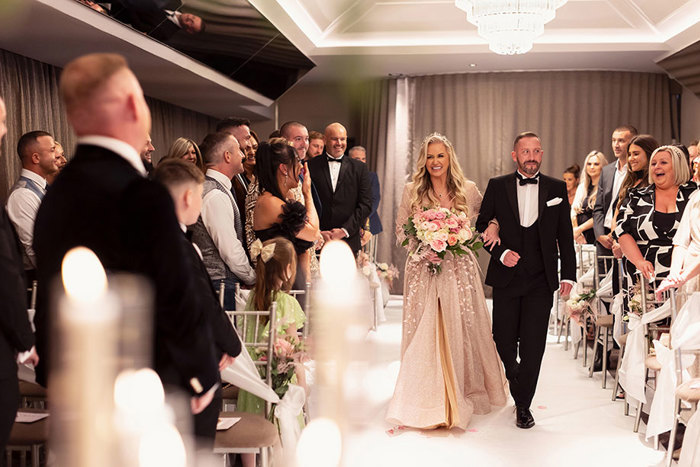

386,133,507,431
161,137,205,172
571,150,607,244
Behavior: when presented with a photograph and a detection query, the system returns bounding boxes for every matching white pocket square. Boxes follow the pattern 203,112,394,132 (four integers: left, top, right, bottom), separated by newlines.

546,197,563,207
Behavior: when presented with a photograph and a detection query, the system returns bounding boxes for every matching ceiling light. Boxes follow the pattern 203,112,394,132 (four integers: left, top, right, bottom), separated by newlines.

455,0,567,55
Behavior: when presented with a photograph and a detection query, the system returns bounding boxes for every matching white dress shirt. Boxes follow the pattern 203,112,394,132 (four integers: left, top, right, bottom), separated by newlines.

604,159,628,229
326,152,343,192
500,171,539,265
200,169,255,285
78,135,147,176
6,169,47,269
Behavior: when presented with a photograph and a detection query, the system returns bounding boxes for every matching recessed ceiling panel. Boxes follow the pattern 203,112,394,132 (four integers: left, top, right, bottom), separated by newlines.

632,0,694,24
548,1,637,30
346,3,476,34
299,0,359,31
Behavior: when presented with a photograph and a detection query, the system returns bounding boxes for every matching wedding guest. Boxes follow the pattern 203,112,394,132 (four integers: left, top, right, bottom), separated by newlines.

614,145,697,307
694,141,700,183
161,137,204,173
33,54,219,422
0,96,39,460
253,140,320,288
689,140,699,162
140,133,155,174
280,121,309,161
152,158,242,447
243,130,259,187
190,131,255,310
563,164,580,206
594,125,638,257
109,0,205,43
307,130,324,160
571,151,607,244
238,237,306,467
46,141,67,185
308,122,372,255
349,146,383,248
217,118,253,211
7,131,59,282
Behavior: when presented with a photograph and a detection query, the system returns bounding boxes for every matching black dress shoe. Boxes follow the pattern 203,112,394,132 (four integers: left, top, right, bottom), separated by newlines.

515,406,535,429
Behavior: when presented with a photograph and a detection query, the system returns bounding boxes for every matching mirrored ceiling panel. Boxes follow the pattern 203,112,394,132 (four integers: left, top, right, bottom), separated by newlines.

77,0,315,100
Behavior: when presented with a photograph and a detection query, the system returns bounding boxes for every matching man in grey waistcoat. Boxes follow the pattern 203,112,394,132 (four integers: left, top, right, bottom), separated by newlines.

190,132,255,310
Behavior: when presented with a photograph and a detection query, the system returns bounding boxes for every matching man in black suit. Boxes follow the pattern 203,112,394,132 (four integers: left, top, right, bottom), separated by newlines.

593,125,638,257
477,132,575,429
108,0,204,43
308,122,372,255
0,96,39,459
33,54,219,420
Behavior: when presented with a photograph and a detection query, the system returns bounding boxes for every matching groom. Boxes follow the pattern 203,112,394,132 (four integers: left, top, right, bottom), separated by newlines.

477,132,575,429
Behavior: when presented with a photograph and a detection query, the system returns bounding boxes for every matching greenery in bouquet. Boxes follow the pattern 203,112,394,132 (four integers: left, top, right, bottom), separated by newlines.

402,206,483,275
565,289,597,327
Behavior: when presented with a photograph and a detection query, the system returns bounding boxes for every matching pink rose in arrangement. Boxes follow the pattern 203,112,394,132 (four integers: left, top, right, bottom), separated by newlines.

402,206,484,275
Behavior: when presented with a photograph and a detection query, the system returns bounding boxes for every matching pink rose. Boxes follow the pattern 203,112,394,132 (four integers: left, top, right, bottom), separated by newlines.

431,239,447,252
433,210,446,220
448,234,459,246
446,217,458,229
427,222,439,232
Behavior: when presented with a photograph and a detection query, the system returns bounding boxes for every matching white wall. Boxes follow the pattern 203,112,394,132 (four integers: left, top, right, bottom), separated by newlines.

682,86,700,144
252,82,355,140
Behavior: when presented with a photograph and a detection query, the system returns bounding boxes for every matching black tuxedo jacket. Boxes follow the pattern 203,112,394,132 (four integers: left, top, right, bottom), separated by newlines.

184,235,242,359
33,144,218,395
476,172,576,293
0,209,34,379
592,161,619,241
308,154,372,253
109,0,183,42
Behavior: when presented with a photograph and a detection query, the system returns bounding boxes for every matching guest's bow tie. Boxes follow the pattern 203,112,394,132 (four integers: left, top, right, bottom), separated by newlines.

517,173,539,186
327,156,342,163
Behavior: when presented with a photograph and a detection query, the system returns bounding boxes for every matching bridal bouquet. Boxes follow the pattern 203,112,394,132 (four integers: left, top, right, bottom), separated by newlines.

402,207,483,275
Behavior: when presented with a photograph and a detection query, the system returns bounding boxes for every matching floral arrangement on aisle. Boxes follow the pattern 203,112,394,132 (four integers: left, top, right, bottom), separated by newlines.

357,252,400,290
255,333,308,399
375,262,400,289
566,288,597,328
626,280,656,321
402,207,483,274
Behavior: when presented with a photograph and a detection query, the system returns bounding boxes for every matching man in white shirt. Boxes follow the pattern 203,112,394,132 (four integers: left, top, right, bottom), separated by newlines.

190,131,255,311
6,130,58,277
593,125,638,256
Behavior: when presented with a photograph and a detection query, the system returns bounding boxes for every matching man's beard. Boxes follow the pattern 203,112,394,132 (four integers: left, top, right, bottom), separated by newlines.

519,161,540,176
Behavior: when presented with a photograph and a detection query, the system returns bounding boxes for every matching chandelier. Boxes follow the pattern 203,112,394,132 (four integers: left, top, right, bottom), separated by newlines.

455,0,567,55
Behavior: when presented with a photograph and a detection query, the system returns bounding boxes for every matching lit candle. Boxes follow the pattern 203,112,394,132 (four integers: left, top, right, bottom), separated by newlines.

50,247,119,467
308,241,368,465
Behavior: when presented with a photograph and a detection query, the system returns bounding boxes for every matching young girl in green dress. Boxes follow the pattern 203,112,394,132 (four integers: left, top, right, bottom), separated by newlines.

237,237,307,467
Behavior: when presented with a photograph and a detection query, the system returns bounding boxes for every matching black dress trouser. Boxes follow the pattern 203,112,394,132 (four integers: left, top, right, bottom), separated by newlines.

492,271,552,409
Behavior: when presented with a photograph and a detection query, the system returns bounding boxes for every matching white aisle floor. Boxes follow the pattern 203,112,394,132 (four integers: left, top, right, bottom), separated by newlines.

342,296,667,467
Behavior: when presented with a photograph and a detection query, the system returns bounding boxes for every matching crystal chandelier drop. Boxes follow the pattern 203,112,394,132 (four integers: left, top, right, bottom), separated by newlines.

455,0,567,55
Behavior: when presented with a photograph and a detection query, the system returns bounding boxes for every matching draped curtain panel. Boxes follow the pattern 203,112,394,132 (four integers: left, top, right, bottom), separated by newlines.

355,71,672,294
0,48,217,202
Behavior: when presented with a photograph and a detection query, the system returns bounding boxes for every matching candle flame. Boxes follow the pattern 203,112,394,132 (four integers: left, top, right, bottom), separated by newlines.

61,247,107,301
319,241,356,283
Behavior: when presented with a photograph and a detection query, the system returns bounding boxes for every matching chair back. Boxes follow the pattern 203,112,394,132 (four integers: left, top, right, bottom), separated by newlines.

289,282,312,338
226,302,277,416
637,273,671,355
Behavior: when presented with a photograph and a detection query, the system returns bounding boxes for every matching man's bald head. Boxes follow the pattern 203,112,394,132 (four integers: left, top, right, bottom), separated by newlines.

59,53,151,152
324,122,347,158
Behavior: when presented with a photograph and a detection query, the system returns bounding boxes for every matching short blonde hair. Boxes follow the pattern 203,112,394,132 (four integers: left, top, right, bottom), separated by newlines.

648,145,690,186
59,53,127,114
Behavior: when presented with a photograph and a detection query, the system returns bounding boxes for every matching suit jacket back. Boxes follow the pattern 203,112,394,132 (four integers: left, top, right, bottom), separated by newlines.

33,144,218,393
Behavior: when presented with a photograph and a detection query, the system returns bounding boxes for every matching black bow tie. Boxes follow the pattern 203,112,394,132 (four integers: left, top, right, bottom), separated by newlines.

517,173,539,186
327,156,342,163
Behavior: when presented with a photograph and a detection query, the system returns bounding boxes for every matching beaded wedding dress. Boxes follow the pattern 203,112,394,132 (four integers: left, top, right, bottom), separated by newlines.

386,182,507,429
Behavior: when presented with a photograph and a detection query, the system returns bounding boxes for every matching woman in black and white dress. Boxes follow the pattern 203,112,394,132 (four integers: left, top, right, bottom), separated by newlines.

614,145,697,310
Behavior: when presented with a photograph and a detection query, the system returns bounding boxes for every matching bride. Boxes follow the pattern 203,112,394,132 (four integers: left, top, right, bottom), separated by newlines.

386,133,507,430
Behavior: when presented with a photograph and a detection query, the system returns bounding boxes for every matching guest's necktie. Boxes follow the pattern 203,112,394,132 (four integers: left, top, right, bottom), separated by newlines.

516,173,539,186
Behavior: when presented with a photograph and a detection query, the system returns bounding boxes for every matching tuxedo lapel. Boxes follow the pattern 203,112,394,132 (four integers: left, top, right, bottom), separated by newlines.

537,175,551,219
336,156,350,192
321,157,333,195
505,173,519,222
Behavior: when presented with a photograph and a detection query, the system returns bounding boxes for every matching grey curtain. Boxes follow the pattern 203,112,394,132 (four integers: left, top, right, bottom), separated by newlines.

0,48,217,202
354,70,672,293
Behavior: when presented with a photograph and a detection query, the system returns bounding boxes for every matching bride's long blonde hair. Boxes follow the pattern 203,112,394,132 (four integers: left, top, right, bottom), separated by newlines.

409,133,470,215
